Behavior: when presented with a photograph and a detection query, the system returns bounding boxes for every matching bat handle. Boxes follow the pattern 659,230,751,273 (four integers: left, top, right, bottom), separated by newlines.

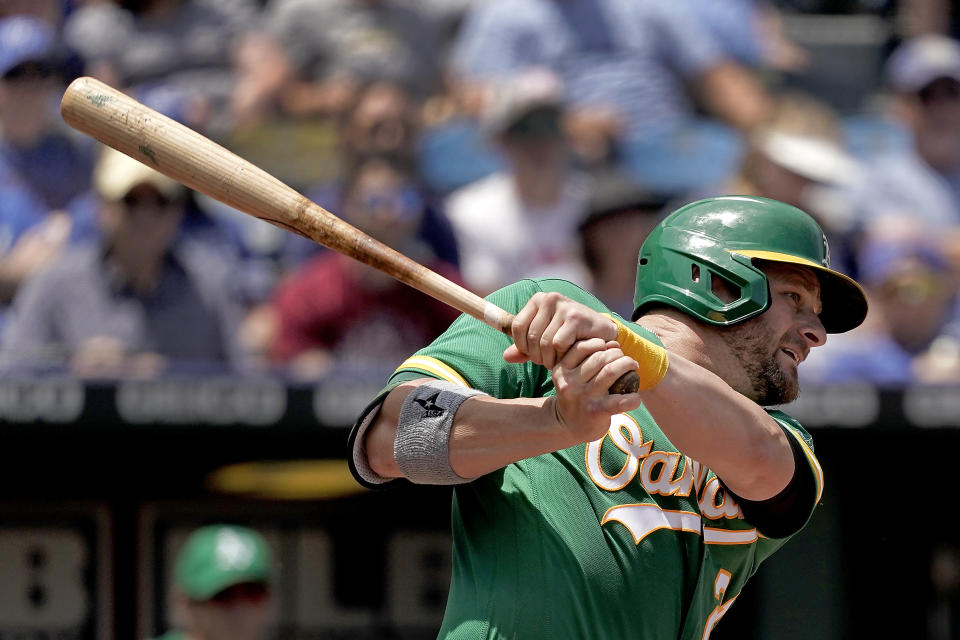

609,371,641,395
494,309,640,395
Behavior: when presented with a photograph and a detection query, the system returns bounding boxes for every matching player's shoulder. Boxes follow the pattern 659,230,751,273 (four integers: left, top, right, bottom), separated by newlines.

490,278,612,315
512,279,663,347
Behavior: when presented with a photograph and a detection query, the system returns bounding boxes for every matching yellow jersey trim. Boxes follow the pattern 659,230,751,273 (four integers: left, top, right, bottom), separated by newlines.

784,427,825,503
394,355,469,388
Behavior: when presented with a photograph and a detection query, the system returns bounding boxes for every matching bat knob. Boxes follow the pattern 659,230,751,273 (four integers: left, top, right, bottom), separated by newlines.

609,371,640,395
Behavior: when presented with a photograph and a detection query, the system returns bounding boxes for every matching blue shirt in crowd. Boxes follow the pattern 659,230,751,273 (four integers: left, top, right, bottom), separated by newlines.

451,0,725,139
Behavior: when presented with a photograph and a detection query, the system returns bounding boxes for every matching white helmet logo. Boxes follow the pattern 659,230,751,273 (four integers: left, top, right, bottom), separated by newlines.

214,529,255,570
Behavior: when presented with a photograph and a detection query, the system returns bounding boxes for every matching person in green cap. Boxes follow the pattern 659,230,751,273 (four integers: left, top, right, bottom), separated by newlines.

152,524,273,640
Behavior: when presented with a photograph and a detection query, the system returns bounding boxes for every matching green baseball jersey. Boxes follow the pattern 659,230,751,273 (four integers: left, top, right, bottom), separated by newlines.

363,278,823,640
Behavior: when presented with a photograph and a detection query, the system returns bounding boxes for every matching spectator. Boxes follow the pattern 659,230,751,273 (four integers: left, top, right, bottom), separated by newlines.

275,84,457,278
63,0,281,135
338,82,459,267
688,0,808,72
721,92,864,276
0,147,246,375
409,0,482,52
577,169,672,318
449,0,772,164
0,15,94,318
0,0,64,25
801,216,960,385
855,35,960,227
152,525,273,640
264,0,445,119
444,70,590,295
340,80,420,162
269,153,462,380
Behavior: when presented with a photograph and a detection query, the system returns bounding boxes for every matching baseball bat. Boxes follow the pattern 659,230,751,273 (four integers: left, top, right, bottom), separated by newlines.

60,76,638,394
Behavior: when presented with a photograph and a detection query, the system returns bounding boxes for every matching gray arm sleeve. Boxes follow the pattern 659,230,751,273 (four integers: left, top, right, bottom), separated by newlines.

350,399,393,486
395,379,489,485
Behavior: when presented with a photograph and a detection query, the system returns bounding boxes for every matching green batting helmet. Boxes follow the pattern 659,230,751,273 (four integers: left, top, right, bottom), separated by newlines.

633,195,867,333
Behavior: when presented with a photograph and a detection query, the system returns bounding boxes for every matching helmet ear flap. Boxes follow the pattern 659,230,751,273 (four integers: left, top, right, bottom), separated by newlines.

634,228,770,325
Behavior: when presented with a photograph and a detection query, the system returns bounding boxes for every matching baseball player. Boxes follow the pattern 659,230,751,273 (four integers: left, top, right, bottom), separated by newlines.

152,525,273,640
349,196,868,639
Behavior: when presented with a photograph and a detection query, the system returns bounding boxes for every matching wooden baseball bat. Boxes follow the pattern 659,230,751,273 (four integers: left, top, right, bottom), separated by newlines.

60,76,638,394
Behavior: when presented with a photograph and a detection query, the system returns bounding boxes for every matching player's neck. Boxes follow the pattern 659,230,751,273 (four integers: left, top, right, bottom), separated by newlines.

638,312,703,360
638,311,733,381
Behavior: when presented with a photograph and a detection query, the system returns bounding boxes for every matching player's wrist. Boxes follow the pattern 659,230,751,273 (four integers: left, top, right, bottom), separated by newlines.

543,394,611,446
542,396,580,445
606,316,669,390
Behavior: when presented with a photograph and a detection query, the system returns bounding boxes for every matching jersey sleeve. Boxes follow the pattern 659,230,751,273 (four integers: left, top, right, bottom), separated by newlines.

388,279,554,397
767,409,824,510
711,410,823,584
346,279,559,488
732,410,822,566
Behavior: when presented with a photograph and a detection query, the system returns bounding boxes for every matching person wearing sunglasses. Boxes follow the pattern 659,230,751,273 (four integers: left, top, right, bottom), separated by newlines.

800,215,960,385
444,70,592,297
269,152,462,379
0,147,246,375
152,525,273,640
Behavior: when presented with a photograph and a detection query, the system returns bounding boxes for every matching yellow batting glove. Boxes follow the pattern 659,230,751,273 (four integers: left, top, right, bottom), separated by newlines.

606,316,669,390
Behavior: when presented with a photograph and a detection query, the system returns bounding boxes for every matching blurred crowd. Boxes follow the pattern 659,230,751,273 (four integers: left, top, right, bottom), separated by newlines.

3,0,960,387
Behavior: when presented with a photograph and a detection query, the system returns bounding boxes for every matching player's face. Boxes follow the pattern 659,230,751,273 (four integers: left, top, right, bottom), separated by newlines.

186,582,272,640
720,263,826,406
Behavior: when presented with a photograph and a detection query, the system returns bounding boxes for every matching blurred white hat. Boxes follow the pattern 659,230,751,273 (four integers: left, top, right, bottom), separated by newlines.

886,35,960,93
94,146,183,202
754,129,862,185
482,68,564,136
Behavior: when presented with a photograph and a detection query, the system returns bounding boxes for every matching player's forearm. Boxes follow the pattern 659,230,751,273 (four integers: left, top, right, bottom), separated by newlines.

640,353,794,501
366,379,574,481
448,393,575,478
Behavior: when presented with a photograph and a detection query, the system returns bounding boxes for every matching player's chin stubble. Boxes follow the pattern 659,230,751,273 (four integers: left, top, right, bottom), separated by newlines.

721,320,799,407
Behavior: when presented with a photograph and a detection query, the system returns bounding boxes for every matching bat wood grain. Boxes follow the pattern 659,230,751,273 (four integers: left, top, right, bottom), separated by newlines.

60,76,639,395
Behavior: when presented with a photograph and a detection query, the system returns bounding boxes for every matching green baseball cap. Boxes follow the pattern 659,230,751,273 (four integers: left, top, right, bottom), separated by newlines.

174,525,272,601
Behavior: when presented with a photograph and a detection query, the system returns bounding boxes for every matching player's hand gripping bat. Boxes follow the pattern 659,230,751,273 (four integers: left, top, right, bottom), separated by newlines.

60,77,639,394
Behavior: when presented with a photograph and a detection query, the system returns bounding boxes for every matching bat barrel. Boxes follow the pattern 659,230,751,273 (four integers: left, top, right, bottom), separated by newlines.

59,76,511,333
60,76,632,393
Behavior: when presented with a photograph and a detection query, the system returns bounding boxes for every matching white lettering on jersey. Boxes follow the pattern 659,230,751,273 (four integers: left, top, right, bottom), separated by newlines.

587,414,742,519
702,570,737,640
586,415,752,544
601,504,701,544
640,451,685,496
584,413,650,491
699,478,741,520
